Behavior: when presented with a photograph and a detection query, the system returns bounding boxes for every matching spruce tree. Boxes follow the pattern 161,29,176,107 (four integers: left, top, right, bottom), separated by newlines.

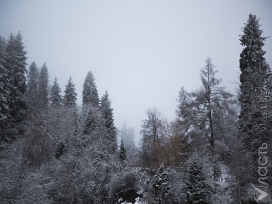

50,77,62,107
151,164,170,204
185,160,209,204
38,63,49,109
63,76,77,107
27,62,39,111
82,71,100,136
100,91,117,152
5,32,28,124
119,138,126,162
83,106,99,135
82,71,99,107
0,36,9,140
238,14,271,201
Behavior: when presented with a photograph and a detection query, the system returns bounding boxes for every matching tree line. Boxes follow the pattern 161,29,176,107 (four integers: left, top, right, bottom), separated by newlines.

0,14,271,204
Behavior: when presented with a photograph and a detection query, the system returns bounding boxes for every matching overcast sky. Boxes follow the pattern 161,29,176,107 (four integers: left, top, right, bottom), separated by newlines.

1,1,272,145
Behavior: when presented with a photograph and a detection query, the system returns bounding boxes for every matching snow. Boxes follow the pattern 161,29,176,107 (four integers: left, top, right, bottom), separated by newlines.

120,197,147,204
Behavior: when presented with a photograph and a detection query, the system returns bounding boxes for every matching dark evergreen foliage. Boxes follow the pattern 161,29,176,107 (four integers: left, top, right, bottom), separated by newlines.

27,62,39,111
83,106,99,134
100,91,117,152
119,138,126,161
82,71,99,107
185,160,209,204
38,63,49,109
239,14,271,147
5,32,28,124
55,142,66,159
50,77,62,107
0,36,9,141
151,164,170,204
63,76,77,107
238,14,272,201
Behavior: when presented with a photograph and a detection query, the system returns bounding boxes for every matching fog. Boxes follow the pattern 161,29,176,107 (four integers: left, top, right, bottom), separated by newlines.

1,0,271,145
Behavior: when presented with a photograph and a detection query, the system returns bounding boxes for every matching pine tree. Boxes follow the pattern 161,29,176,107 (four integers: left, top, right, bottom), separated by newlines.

119,138,126,162
185,160,209,204
151,164,170,204
5,32,28,124
0,36,9,140
63,76,77,107
238,14,271,201
50,77,62,107
81,71,100,137
83,106,100,135
82,71,99,107
27,62,39,111
239,14,271,145
38,63,49,109
100,91,117,152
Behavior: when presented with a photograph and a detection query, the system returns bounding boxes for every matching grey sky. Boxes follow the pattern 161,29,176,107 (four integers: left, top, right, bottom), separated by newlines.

1,1,272,145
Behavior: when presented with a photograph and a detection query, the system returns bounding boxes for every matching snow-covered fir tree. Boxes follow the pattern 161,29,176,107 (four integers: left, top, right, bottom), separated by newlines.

50,77,62,107
82,71,99,107
5,32,28,124
0,35,9,140
185,160,209,204
63,76,77,107
151,164,170,204
27,62,39,111
100,91,117,152
38,63,49,109
119,138,126,162
238,14,272,202
83,106,99,134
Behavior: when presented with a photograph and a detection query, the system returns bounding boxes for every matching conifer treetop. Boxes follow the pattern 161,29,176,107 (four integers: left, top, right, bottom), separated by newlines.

82,71,99,107
63,76,77,107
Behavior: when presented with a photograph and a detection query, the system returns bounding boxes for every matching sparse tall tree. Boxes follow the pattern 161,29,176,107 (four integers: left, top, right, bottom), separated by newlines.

63,76,77,107
140,107,164,168
177,58,236,182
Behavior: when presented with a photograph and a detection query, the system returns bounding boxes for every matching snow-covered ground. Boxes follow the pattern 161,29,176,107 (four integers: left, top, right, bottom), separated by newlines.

119,197,147,204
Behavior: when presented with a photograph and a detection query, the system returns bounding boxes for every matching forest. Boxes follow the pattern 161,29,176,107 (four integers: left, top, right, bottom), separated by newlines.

0,14,271,204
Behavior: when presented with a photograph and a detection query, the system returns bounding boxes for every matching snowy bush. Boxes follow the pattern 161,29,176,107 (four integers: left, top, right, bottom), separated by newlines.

108,167,141,203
